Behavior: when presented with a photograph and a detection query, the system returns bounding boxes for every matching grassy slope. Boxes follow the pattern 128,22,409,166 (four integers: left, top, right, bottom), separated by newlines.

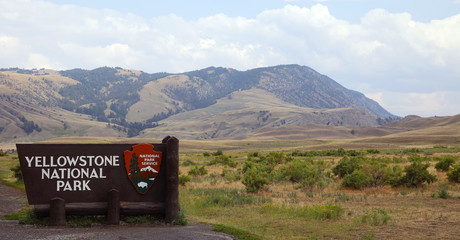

139,88,379,140
126,74,190,122
31,112,460,153
0,70,126,146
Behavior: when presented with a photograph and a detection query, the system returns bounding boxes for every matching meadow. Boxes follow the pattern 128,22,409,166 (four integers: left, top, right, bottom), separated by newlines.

1,143,459,239
178,146,460,239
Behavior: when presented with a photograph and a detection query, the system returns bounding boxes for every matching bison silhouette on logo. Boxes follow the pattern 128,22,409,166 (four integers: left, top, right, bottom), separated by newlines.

124,144,162,194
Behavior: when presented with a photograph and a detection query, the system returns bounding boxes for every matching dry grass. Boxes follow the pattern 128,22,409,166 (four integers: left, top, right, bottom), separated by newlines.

179,150,460,239
2,135,460,239
0,154,19,184
126,75,190,122
3,126,460,239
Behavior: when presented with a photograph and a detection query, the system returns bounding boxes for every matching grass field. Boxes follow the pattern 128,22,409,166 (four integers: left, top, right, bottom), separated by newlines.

1,142,460,239
177,147,460,239
0,153,22,188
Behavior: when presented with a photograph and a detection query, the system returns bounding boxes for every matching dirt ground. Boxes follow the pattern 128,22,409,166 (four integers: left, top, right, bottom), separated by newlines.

0,183,237,240
0,183,27,217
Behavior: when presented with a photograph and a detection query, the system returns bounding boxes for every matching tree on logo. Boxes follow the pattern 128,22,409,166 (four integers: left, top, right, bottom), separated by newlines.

129,153,140,177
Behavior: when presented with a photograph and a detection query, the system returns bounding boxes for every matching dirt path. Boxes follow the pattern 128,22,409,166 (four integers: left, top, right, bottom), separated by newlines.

0,220,236,240
0,183,28,217
0,183,237,240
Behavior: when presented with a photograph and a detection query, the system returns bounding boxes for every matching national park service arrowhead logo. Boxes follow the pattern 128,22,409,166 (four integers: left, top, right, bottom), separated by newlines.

124,144,162,194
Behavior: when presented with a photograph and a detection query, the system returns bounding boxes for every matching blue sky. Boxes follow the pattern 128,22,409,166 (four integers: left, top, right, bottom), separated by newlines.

1,0,460,117
46,0,460,23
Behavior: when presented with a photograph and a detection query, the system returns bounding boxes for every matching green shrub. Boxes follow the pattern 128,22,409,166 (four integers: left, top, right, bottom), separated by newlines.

248,152,259,157
212,149,223,156
332,156,363,178
360,209,391,225
435,156,457,171
407,154,430,162
172,210,188,225
341,169,369,189
274,159,328,190
290,150,304,156
188,165,208,176
366,149,380,154
242,160,255,174
336,148,347,156
182,159,195,166
10,163,23,182
242,151,307,192
362,164,387,187
398,158,437,187
384,165,403,187
179,174,191,186
213,224,262,240
208,155,237,168
15,210,48,225
274,159,309,183
447,164,460,183
11,209,167,227
403,148,422,154
190,188,270,207
438,189,450,199
242,167,270,193
249,155,277,168
267,152,286,165
299,202,344,220
121,214,163,224
346,149,362,156
392,156,405,163
221,167,241,183
203,152,211,157
362,233,375,240
242,157,275,176
299,173,328,190
313,202,344,220
1,209,31,221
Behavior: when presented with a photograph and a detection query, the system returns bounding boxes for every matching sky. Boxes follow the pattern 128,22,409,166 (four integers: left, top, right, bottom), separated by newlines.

1,0,460,117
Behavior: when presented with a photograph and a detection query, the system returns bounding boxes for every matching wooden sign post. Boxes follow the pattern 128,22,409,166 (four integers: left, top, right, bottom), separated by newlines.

17,136,179,226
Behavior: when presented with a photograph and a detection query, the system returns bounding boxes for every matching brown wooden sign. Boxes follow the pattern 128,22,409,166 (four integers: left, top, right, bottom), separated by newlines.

16,136,179,224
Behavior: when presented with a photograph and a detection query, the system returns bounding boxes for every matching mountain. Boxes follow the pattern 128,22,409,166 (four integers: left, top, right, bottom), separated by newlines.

0,65,399,142
130,65,395,121
138,88,384,139
140,166,158,173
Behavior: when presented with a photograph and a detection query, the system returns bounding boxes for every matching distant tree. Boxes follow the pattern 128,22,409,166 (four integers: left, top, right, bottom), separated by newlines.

19,117,41,134
129,153,140,176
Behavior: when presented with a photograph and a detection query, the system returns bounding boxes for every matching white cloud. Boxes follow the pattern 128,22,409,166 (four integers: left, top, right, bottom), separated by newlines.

28,53,53,69
368,91,460,117
0,1,459,116
365,92,383,106
57,42,144,69
0,35,21,53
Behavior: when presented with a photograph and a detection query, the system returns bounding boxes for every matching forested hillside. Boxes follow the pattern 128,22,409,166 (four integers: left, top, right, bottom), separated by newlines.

0,65,399,141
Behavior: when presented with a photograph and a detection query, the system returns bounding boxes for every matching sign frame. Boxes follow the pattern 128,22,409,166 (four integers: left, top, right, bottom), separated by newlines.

16,136,179,224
